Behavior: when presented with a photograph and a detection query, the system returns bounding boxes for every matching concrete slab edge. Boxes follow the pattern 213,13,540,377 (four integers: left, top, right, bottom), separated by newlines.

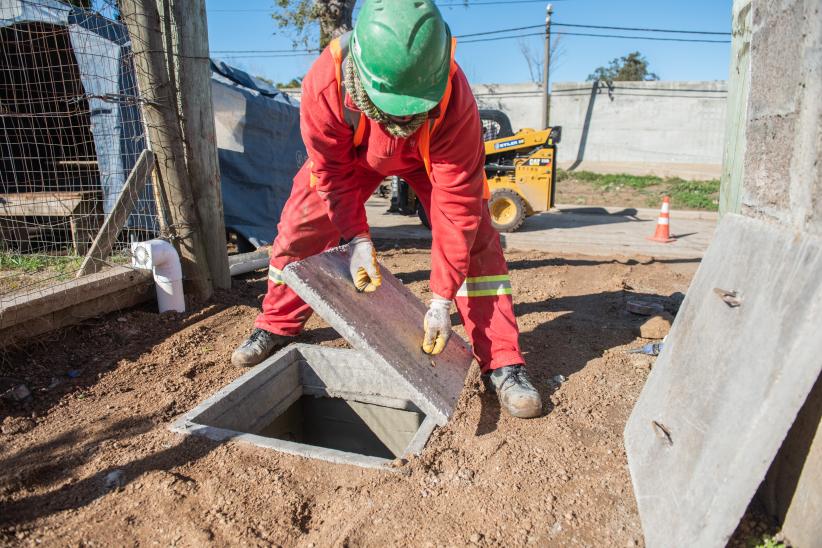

282,261,452,426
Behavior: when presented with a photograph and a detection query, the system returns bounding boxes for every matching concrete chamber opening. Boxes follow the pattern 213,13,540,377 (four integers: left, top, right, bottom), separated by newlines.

172,344,437,468
173,247,474,469
260,395,424,459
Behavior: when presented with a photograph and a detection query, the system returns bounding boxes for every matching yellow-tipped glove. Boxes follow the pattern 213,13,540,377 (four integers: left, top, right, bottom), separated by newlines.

422,297,452,355
348,236,382,293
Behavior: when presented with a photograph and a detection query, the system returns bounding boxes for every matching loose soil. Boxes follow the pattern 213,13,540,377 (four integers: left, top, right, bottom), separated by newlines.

0,243,768,546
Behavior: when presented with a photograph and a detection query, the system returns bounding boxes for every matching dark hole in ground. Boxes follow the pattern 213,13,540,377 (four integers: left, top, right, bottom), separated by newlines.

257,395,424,460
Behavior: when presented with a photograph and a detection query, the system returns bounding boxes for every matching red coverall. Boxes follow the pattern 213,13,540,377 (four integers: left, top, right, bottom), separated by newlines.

255,43,525,372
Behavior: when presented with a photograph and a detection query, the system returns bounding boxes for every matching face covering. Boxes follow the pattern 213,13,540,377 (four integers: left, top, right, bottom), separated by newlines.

344,57,428,139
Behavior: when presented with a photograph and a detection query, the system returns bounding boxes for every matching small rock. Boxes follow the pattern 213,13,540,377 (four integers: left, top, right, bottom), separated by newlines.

625,539,638,548
10,384,31,401
390,458,407,468
103,469,126,492
626,299,664,316
548,374,566,388
469,532,483,544
116,316,128,323
636,313,673,339
1,416,35,435
458,468,475,481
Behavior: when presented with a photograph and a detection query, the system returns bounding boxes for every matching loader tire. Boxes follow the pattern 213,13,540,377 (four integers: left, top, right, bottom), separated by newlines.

488,189,526,233
417,201,431,229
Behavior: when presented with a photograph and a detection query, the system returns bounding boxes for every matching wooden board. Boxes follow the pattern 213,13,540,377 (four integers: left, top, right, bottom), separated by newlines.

76,150,154,277
0,266,153,347
0,192,90,217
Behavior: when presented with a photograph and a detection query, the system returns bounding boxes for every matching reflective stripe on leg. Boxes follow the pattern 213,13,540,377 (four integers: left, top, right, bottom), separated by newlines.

456,274,512,297
269,266,285,285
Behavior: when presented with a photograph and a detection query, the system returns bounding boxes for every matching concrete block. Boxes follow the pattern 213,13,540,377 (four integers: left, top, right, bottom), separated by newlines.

282,246,473,425
172,343,434,468
624,214,822,548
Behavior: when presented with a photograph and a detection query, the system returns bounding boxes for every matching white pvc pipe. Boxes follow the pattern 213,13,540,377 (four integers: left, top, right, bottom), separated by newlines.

131,240,185,313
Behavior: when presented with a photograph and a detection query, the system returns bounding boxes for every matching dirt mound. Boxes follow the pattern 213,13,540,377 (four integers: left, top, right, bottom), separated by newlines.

2,245,702,546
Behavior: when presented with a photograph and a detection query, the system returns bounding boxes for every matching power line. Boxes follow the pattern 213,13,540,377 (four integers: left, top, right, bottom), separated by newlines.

212,0,561,12
216,53,317,59
215,27,730,57
436,0,564,6
456,22,729,40
550,31,730,43
210,19,731,57
455,24,542,38
212,48,316,54
212,21,730,52
552,22,730,36
459,31,730,44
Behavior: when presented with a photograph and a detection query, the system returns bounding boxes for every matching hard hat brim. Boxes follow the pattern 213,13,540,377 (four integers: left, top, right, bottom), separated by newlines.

362,81,445,117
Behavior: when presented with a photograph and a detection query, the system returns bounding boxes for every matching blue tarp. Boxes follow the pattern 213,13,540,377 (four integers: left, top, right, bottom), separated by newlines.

211,60,304,246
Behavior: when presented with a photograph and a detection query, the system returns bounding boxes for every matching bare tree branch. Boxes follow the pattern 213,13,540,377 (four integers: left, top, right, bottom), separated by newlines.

272,0,356,49
518,34,564,84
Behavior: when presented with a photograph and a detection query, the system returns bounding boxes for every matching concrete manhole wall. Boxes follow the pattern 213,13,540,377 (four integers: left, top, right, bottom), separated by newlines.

172,344,439,468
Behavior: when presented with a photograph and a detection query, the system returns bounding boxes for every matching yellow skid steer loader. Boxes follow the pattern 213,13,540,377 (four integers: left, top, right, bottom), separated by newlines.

389,109,561,232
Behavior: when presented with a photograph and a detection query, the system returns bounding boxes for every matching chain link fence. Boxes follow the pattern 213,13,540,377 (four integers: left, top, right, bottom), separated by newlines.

0,0,160,299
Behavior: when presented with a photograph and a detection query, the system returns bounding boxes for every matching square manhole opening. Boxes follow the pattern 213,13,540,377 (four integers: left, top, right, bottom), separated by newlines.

172,344,438,468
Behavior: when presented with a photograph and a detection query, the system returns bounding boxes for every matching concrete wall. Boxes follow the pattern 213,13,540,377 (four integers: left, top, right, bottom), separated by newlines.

724,1,822,545
737,0,821,237
284,82,546,136
284,80,729,179
472,82,543,134
550,81,727,174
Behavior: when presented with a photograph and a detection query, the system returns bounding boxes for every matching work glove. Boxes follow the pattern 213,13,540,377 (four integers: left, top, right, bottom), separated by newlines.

348,235,382,293
422,297,452,355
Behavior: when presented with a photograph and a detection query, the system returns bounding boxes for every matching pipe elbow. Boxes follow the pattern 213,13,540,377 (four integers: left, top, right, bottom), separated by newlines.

147,240,183,283
131,239,186,313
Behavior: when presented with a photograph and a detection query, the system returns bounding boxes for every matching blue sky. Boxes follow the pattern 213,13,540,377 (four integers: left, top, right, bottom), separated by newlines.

206,0,732,86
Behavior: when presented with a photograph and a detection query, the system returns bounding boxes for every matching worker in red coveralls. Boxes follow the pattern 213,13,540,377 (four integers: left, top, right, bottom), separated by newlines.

232,0,541,418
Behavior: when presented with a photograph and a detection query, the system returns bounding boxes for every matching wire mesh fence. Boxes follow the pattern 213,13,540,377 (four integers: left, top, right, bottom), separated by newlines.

0,0,159,299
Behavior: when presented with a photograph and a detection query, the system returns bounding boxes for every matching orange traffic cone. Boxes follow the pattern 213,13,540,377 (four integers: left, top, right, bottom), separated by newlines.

648,196,675,243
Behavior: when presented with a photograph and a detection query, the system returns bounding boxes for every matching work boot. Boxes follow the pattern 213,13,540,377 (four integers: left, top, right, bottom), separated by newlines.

483,365,542,419
231,328,291,367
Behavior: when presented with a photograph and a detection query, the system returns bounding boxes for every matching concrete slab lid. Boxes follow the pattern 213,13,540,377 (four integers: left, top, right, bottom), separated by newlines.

283,246,474,425
623,214,822,548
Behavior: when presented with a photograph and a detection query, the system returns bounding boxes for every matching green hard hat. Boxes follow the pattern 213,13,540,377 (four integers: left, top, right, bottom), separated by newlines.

351,0,452,116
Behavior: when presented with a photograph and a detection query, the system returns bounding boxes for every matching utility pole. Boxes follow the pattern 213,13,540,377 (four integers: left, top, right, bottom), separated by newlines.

120,0,213,301
542,3,553,129
171,0,231,290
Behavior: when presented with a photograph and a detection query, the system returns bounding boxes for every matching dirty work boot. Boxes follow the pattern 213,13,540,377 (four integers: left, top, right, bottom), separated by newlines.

231,328,290,367
483,365,542,419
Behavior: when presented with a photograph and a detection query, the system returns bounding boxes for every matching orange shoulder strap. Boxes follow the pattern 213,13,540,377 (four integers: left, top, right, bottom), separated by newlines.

330,36,367,147
329,38,345,115
419,38,490,199
431,37,458,135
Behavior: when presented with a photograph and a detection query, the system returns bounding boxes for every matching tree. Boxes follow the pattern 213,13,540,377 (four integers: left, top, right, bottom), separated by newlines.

276,77,304,89
587,51,659,82
518,35,565,84
272,0,356,49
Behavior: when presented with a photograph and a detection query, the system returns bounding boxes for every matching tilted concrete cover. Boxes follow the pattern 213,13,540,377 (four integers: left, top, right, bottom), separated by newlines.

283,246,474,425
624,214,822,547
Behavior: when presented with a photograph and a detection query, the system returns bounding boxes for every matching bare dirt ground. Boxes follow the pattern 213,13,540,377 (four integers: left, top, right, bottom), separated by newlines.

0,242,767,546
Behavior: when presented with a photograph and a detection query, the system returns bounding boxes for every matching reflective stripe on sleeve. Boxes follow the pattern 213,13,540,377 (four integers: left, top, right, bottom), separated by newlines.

456,274,512,297
269,266,285,285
